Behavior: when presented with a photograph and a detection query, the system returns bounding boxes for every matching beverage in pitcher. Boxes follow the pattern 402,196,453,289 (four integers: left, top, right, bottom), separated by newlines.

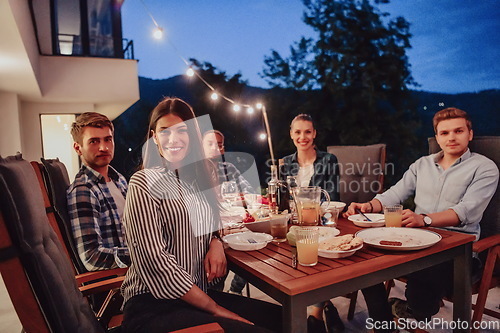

291,186,329,226
297,201,320,225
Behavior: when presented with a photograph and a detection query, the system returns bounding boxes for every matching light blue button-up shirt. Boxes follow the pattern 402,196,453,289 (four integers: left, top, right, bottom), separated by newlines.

375,149,499,240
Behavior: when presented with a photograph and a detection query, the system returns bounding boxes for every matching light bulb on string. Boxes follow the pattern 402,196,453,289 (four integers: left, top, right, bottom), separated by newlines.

259,133,267,140
186,68,195,77
256,103,263,110
233,104,241,112
210,92,219,101
153,27,164,40
247,107,254,114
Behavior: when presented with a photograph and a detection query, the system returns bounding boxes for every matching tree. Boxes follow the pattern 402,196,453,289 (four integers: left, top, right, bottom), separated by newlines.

262,0,421,183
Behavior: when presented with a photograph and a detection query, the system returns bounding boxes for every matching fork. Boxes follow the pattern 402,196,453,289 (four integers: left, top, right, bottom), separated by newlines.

247,238,257,244
355,208,372,221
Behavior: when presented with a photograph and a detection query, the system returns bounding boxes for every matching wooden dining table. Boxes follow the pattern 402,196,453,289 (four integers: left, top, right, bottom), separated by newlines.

225,218,475,333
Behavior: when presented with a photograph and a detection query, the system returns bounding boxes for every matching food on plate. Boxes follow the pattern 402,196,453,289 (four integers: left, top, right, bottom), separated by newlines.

319,234,363,251
379,240,403,246
242,213,256,223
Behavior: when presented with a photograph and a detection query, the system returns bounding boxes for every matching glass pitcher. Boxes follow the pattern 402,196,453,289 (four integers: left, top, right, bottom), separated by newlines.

291,186,330,226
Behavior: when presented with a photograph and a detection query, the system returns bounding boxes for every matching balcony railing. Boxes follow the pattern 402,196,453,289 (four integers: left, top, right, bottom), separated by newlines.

56,34,134,60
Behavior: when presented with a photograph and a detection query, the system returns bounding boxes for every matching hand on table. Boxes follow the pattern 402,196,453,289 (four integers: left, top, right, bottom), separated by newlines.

204,238,227,283
344,202,372,218
401,209,425,228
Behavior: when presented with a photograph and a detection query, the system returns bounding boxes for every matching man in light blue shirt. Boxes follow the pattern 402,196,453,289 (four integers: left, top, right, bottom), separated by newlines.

346,107,498,322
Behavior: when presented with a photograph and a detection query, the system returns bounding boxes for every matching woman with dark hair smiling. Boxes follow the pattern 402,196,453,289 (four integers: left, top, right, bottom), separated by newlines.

120,97,281,333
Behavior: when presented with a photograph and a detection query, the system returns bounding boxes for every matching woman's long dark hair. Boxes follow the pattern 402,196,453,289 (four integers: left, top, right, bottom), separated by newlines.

143,97,221,223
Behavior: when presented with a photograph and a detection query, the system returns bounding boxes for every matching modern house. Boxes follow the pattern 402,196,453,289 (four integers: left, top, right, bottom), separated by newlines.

0,0,139,178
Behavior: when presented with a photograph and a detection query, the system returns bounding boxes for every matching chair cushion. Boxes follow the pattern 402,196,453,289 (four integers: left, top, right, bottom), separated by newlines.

0,154,103,333
327,144,386,205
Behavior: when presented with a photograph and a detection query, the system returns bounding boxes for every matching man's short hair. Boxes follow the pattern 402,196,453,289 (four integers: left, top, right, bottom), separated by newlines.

433,107,472,133
71,112,114,144
203,130,225,144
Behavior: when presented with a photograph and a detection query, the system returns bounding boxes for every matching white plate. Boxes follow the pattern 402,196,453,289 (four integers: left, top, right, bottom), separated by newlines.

221,207,246,219
222,231,272,251
348,213,386,228
355,228,442,251
319,244,363,259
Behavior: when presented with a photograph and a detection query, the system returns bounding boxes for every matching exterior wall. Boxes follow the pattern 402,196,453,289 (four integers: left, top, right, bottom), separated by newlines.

0,92,22,157
20,101,95,162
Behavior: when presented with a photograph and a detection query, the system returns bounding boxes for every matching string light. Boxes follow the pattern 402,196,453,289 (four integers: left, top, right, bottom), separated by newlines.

140,0,275,153
153,27,164,39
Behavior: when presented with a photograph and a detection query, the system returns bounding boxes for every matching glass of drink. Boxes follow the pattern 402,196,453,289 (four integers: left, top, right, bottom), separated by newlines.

384,204,403,227
269,213,290,242
294,226,320,266
221,181,238,208
321,204,340,227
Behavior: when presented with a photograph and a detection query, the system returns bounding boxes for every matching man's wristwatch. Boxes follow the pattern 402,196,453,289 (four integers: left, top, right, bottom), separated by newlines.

421,214,432,227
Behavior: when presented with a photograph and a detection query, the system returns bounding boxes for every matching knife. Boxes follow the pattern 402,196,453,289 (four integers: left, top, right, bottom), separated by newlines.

291,246,297,269
355,208,372,222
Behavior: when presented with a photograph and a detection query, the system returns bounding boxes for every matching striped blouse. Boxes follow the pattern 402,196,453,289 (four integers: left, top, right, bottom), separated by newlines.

121,167,221,303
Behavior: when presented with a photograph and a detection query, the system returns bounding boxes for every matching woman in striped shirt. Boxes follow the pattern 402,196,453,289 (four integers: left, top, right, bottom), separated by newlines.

121,97,280,332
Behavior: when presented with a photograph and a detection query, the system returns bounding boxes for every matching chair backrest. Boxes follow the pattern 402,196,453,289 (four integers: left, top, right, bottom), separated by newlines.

0,154,103,333
30,161,77,274
428,136,500,239
39,158,88,273
327,144,386,205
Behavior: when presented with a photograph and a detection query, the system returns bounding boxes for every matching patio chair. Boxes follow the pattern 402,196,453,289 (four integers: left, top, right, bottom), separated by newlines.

427,136,499,323
0,154,223,333
32,160,126,317
40,158,87,273
327,144,386,206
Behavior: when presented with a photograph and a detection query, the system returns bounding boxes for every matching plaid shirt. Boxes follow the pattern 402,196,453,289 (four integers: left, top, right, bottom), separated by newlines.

67,164,129,271
281,149,340,201
217,161,254,194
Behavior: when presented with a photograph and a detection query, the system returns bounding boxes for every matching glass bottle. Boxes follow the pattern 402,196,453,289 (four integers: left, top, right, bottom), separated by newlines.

268,165,278,214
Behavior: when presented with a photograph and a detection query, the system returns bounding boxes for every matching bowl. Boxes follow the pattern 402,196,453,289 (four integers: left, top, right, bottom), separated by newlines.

348,213,385,228
318,244,363,258
321,201,347,213
243,217,271,233
222,231,273,251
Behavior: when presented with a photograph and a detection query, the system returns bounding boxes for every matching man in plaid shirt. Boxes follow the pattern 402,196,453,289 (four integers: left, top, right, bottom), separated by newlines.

67,112,129,271
202,130,254,194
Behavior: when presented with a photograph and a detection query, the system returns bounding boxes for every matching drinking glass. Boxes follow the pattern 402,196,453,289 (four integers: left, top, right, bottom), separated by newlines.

294,226,319,266
221,181,238,208
321,204,340,227
269,213,290,243
384,204,403,227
